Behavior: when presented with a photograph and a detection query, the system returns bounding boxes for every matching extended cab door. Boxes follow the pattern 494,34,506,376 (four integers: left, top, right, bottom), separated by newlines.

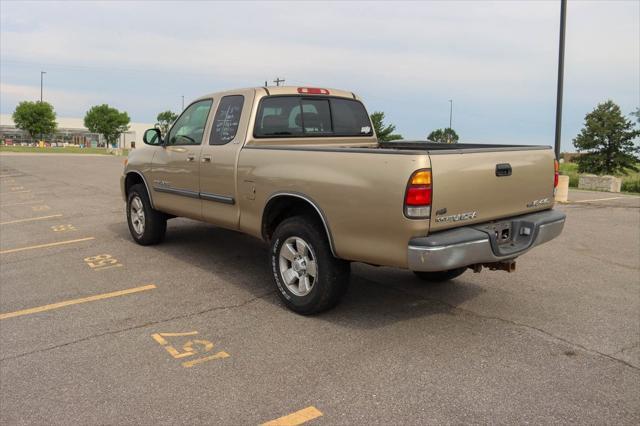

199,91,254,229
150,99,213,220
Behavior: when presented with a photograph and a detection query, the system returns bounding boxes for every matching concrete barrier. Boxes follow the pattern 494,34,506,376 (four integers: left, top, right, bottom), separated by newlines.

578,174,622,193
555,175,569,202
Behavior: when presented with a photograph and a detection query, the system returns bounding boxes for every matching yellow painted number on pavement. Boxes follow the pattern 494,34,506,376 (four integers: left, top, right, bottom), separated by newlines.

51,224,76,232
151,331,230,368
84,254,122,271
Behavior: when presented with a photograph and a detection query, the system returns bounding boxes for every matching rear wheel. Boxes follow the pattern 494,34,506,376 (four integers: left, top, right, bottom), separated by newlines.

127,183,166,245
413,267,466,283
270,216,350,315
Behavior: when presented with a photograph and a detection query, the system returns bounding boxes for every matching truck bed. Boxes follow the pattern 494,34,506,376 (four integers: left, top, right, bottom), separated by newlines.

378,140,551,152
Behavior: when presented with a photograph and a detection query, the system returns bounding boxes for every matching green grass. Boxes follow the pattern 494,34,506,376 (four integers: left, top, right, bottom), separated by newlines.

559,162,640,193
0,146,127,156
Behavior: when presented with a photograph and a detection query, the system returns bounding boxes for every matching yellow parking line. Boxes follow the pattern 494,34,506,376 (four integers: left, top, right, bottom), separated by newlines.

261,407,323,426
0,237,95,254
0,200,45,207
0,214,63,225
574,197,625,203
0,284,157,320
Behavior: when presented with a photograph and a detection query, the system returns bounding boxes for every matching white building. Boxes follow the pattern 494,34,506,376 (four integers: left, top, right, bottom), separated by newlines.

0,114,154,149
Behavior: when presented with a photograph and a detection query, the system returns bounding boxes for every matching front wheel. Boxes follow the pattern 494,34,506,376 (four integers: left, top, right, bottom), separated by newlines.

127,183,167,245
413,267,467,283
270,216,350,315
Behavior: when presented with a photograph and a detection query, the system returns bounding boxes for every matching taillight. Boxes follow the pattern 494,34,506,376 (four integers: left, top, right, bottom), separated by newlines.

297,87,330,95
405,170,432,219
554,159,559,188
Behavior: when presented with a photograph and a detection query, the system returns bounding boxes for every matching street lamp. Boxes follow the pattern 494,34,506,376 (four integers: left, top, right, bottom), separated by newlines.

448,99,453,143
554,0,567,160
40,71,46,102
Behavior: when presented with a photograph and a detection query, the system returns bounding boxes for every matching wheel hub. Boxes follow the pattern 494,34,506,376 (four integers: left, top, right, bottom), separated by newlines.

130,195,145,235
278,236,317,297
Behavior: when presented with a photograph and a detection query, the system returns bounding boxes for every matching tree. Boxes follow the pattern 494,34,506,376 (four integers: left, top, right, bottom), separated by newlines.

370,111,402,142
12,101,57,141
631,107,640,124
156,110,178,135
84,104,130,149
428,128,459,143
572,100,639,175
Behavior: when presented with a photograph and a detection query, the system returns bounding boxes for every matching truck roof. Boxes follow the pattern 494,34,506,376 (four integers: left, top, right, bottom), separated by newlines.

196,86,361,102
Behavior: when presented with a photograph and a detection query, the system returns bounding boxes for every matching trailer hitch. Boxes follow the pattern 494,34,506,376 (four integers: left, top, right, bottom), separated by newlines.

470,260,516,273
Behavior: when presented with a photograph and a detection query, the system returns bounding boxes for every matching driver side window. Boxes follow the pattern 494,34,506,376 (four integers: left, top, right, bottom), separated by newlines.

167,99,213,145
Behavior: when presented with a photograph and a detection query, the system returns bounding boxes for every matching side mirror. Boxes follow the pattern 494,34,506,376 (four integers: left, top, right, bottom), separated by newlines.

143,128,163,146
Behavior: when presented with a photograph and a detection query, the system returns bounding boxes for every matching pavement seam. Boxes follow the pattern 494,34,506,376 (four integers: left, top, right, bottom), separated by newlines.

0,291,275,363
612,341,640,355
358,275,640,371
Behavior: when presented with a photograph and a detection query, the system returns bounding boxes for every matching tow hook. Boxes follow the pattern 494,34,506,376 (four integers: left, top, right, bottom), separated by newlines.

470,260,516,273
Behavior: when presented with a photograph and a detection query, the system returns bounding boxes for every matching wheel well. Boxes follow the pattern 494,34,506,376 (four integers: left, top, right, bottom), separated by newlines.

262,195,334,251
124,172,144,196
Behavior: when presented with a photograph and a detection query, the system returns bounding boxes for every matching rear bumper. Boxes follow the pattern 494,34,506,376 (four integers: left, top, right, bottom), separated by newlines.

408,209,566,272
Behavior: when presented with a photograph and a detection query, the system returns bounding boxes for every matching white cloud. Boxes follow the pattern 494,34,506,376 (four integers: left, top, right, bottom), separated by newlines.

0,83,95,114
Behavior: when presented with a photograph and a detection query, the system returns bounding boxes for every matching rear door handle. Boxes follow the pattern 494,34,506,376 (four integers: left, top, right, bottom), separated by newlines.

496,163,512,177
186,153,196,162
201,155,212,163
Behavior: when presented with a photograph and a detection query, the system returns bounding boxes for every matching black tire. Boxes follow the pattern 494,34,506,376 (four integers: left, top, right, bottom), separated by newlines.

127,183,166,245
270,216,350,315
413,267,466,283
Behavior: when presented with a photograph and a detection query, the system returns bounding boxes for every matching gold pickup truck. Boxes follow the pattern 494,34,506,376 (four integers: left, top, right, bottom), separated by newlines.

121,86,565,314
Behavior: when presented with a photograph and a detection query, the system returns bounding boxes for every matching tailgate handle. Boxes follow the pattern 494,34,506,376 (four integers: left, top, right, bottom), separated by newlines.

496,163,512,177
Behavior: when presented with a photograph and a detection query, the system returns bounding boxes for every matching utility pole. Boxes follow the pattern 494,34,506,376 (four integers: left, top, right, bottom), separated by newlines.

273,77,285,87
554,0,567,160
181,95,185,111
40,71,46,102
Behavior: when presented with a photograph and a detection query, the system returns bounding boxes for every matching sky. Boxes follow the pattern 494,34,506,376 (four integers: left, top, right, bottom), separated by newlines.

1,0,638,151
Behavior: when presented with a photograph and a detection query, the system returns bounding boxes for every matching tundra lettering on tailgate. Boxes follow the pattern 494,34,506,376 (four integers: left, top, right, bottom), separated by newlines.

435,211,478,223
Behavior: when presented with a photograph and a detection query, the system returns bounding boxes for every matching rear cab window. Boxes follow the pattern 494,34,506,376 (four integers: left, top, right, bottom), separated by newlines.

254,96,372,138
210,95,244,145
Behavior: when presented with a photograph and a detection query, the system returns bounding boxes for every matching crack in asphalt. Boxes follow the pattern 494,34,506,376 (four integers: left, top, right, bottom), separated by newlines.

0,291,275,363
612,341,640,355
358,275,640,371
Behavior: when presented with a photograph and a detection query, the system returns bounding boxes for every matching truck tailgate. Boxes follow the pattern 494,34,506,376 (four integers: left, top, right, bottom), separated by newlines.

429,148,556,232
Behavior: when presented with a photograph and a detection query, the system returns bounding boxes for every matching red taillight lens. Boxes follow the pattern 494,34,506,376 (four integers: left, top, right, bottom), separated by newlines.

406,186,432,206
297,87,330,95
554,159,559,188
405,170,432,218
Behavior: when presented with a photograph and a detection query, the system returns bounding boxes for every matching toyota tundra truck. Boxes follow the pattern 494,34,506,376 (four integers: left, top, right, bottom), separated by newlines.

121,86,566,314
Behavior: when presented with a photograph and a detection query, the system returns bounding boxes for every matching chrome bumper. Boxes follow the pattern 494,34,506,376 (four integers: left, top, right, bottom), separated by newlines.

408,210,566,272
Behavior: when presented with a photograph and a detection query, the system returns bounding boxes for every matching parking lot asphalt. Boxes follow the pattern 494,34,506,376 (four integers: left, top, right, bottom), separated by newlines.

1,153,639,425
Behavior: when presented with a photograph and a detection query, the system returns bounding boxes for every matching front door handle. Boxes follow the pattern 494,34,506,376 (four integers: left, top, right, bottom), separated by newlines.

186,153,196,162
201,155,212,163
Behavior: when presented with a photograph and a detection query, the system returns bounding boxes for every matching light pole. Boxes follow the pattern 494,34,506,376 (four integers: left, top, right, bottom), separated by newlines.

40,71,46,102
181,95,185,111
554,0,567,160
448,99,453,143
